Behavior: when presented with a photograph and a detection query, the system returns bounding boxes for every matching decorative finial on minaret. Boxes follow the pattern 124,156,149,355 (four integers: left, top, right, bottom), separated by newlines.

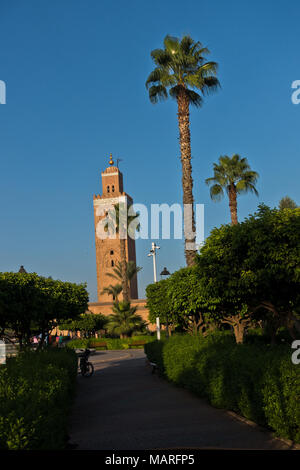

109,153,114,166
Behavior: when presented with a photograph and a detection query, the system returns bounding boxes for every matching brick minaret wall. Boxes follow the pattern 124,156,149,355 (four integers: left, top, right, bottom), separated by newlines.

93,162,138,302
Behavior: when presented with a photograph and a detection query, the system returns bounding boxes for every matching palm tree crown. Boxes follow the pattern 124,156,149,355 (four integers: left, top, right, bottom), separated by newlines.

205,154,259,224
106,260,142,284
101,283,122,302
107,301,146,338
146,35,219,106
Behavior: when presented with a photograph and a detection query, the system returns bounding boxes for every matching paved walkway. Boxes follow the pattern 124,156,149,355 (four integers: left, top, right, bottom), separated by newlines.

69,350,291,450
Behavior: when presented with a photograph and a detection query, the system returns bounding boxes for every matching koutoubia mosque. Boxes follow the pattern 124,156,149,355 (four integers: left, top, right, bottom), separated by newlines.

88,155,150,327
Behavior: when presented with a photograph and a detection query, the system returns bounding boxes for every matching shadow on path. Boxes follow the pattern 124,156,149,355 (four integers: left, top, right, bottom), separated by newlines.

69,350,290,450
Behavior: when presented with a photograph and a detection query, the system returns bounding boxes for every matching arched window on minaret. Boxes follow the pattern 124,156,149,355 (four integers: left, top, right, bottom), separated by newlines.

112,185,115,193
107,185,110,193
111,260,114,267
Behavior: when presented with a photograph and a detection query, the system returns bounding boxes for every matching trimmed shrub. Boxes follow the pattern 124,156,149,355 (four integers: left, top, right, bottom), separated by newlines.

144,333,300,443
66,335,156,350
0,348,77,449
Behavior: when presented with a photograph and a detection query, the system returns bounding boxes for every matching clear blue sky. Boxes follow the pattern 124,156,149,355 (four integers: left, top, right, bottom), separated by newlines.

0,0,299,301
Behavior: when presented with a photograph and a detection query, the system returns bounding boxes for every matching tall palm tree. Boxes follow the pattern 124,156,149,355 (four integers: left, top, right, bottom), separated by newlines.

110,203,140,302
146,35,219,265
106,301,145,338
205,154,259,225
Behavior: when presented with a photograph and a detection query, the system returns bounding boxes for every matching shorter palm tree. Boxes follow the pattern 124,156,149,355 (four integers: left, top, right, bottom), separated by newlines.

101,284,122,302
106,301,146,338
205,154,259,224
106,261,142,285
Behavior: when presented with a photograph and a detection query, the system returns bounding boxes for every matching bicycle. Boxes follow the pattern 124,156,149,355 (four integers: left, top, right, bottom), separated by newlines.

77,348,94,377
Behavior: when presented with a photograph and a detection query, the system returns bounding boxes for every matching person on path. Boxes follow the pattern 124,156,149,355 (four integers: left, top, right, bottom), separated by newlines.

58,334,63,348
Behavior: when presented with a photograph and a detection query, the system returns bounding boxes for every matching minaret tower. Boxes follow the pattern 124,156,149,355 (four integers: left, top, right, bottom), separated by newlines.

93,154,138,302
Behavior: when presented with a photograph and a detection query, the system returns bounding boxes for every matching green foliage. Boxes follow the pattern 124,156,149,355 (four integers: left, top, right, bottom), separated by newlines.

279,196,297,210
0,348,77,449
106,301,147,338
205,154,259,201
146,279,172,325
65,338,90,349
0,272,88,348
167,267,218,334
144,333,300,442
196,205,300,342
58,313,107,336
106,260,142,283
146,268,218,334
66,335,156,350
146,35,219,107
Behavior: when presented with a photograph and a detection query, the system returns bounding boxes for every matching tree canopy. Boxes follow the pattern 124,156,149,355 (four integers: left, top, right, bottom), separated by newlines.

58,312,107,337
196,205,300,342
146,35,219,107
0,272,88,348
279,196,297,210
106,301,146,338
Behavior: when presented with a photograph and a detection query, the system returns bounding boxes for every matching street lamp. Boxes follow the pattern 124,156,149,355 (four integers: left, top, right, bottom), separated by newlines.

160,267,170,277
160,267,171,338
148,242,161,339
148,242,160,282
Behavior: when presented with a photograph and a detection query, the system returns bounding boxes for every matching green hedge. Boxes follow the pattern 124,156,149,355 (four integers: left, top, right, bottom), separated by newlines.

144,333,300,443
0,348,77,449
66,335,156,350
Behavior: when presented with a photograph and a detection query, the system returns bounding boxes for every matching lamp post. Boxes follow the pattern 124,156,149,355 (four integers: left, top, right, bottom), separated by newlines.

160,267,171,338
148,242,160,339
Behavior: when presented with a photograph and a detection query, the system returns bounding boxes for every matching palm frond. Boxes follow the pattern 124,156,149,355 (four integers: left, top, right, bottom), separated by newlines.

186,89,203,107
209,184,224,201
148,85,168,103
206,154,259,207
164,35,180,53
150,48,172,67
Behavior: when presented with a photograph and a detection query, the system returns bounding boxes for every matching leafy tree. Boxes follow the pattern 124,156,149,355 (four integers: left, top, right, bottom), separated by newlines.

205,154,259,225
279,196,297,210
239,205,300,341
58,312,107,337
167,267,218,335
196,205,300,343
106,301,146,338
196,226,254,343
0,272,88,349
146,280,173,335
146,35,219,266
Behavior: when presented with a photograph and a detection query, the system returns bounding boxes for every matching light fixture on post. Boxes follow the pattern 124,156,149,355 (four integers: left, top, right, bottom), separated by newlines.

160,267,170,277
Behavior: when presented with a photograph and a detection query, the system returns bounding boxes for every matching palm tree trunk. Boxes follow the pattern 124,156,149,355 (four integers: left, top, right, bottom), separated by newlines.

177,86,196,266
120,238,129,302
228,184,238,225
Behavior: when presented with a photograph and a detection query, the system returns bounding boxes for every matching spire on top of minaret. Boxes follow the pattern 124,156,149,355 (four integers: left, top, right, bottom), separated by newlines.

109,153,114,166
